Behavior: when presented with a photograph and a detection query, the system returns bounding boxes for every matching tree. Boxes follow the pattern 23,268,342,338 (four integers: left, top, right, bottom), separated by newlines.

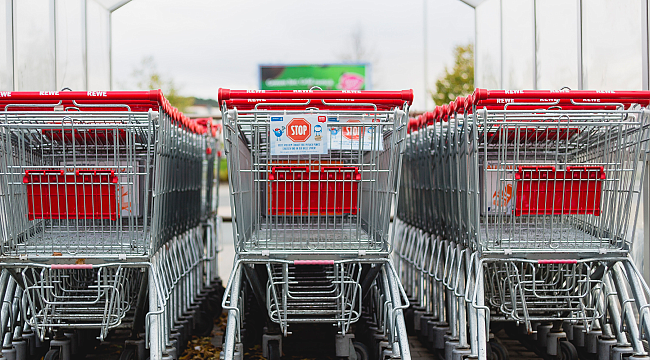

432,44,474,106
337,26,380,88
132,57,194,111
339,27,373,62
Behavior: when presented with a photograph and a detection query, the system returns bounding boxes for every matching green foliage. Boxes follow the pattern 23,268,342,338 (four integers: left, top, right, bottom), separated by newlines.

433,44,474,106
219,158,228,182
132,57,194,112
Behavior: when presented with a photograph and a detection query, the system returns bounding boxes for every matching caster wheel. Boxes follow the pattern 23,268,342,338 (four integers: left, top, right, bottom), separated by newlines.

559,341,579,360
352,341,370,360
119,348,136,360
44,349,60,360
267,340,281,360
489,341,509,360
487,343,495,360
353,342,370,360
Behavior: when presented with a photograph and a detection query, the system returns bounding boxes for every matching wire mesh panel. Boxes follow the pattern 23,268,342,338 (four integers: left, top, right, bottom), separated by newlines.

21,265,141,339
221,89,411,256
483,259,602,323
0,91,209,259
265,261,362,332
470,103,650,254
0,112,153,258
400,91,650,255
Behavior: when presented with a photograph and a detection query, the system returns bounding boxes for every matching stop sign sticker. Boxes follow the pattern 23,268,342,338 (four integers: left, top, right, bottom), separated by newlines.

286,118,311,142
270,114,328,155
342,119,363,140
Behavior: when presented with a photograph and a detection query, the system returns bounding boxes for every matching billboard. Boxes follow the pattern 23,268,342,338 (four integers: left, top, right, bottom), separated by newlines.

259,64,369,91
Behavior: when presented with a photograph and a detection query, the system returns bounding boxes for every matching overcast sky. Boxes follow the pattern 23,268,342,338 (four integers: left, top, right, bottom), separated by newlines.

111,0,475,111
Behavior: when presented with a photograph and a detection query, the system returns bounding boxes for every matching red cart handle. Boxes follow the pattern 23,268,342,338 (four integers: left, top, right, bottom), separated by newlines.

321,166,358,172
271,166,309,172
1,90,210,136
473,98,649,111
24,169,64,176
472,88,650,103
269,166,310,181
225,98,405,108
0,90,161,102
218,88,414,105
566,166,606,179
23,169,65,183
515,166,556,180
75,169,116,176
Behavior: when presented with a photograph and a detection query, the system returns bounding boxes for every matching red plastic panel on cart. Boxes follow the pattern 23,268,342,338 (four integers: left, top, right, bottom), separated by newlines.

268,166,361,216
514,166,605,216
484,128,580,144
42,128,127,144
23,169,119,220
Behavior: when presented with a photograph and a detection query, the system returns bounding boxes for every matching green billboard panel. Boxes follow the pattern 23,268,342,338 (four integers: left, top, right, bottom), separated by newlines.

259,64,369,91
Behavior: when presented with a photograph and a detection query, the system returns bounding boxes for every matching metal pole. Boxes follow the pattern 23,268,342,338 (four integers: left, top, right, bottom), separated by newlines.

532,0,537,90
148,258,162,360
423,0,428,110
645,158,650,284
642,0,649,90
577,0,584,90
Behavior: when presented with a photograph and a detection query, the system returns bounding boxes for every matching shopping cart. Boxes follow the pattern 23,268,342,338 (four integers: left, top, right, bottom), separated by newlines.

220,88,412,360
0,91,221,360
394,89,650,360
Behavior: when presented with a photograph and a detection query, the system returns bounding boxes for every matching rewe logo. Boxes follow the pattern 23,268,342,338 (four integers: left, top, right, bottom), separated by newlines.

0,92,10,97
342,119,363,140
286,118,311,142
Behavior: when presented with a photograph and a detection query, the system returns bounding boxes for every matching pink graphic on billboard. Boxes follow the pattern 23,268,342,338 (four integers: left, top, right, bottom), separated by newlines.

338,73,365,90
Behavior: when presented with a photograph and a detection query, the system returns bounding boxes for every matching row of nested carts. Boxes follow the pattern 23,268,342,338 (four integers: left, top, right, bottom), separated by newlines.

5,86,650,360
396,89,650,360
0,91,224,360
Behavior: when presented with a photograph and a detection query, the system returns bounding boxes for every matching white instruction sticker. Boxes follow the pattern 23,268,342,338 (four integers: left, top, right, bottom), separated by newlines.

270,114,328,155
328,116,384,151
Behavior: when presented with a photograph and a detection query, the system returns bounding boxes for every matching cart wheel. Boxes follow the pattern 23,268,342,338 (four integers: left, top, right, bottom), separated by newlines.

267,340,281,360
119,348,136,360
487,343,495,360
44,348,60,360
352,341,369,360
559,341,578,360
489,341,509,360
